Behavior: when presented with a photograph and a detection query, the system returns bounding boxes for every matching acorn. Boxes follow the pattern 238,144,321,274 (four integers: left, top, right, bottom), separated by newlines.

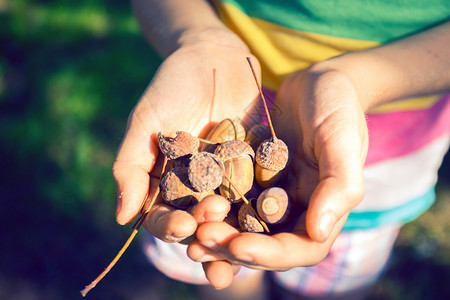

160,167,213,209
255,137,288,188
158,131,199,160
256,187,290,224
245,58,289,189
238,202,264,233
188,152,223,193
214,140,255,203
202,118,246,152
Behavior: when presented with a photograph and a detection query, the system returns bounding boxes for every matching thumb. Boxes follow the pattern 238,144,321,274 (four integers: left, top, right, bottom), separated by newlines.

112,117,159,225
306,123,367,242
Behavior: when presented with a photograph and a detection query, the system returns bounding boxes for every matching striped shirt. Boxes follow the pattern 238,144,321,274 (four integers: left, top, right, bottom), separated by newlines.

214,0,450,230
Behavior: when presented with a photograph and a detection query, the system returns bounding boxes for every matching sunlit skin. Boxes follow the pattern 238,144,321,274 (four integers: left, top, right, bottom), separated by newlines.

112,37,261,226
113,0,450,291
186,65,368,286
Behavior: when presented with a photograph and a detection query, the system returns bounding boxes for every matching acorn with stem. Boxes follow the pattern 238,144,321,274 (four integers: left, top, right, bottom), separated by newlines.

246,57,289,188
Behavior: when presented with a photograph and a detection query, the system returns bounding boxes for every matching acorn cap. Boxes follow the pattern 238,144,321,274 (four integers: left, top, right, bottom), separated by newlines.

158,131,200,160
238,204,264,233
255,137,288,171
160,167,197,209
188,152,223,192
214,139,255,161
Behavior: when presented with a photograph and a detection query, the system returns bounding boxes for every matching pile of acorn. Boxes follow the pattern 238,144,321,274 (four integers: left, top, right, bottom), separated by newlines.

157,117,290,233
157,58,292,234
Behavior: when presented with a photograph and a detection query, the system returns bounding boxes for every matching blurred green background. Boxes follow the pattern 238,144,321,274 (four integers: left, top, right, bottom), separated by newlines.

0,1,449,299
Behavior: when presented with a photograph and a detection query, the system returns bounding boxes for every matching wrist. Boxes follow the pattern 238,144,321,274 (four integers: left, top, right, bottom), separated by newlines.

133,0,249,57
317,21,450,112
302,58,372,114
178,26,250,54
309,52,394,113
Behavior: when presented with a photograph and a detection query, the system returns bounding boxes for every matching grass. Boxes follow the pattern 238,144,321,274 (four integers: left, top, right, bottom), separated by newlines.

0,1,449,299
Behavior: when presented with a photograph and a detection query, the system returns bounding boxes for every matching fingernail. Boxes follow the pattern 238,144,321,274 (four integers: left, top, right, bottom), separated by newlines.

116,193,123,222
319,212,336,241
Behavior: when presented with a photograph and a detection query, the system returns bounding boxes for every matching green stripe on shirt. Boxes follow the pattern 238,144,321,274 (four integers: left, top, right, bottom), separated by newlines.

219,0,450,42
342,187,436,230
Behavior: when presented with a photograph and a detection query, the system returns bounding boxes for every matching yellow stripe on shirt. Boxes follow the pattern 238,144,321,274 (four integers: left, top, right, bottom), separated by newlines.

368,95,442,114
217,2,443,113
217,2,378,90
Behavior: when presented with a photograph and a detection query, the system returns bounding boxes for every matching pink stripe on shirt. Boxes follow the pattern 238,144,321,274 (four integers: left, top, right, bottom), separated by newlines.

262,89,450,166
365,94,450,166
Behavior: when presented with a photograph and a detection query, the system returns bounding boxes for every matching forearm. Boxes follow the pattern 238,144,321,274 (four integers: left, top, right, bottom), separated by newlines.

132,0,247,57
322,21,450,111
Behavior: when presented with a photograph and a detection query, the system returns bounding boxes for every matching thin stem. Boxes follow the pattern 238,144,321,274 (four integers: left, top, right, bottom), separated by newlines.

197,138,217,145
246,57,277,139
80,157,168,297
219,163,270,233
131,192,149,229
138,156,168,226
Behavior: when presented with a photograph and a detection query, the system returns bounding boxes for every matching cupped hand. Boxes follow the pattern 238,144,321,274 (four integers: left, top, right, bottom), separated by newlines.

187,61,370,287
112,33,261,243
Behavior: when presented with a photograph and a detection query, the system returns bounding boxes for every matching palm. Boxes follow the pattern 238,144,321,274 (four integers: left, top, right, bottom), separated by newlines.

113,42,260,225
133,44,261,139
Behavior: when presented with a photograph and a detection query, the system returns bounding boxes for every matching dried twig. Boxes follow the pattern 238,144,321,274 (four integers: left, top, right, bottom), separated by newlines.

246,57,276,139
80,157,168,297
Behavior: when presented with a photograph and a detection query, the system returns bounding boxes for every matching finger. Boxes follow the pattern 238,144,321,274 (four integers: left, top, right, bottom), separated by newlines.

112,114,159,225
143,203,197,243
306,176,362,242
202,261,238,290
187,209,241,263
189,195,231,224
194,222,267,269
307,123,366,242
226,213,347,270
187,239,225,262
196,221,241,250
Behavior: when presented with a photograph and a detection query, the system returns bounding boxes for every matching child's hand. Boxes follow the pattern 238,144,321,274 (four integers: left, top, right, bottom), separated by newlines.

112,34,260,242
187,21,450,288
187,63,369,288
